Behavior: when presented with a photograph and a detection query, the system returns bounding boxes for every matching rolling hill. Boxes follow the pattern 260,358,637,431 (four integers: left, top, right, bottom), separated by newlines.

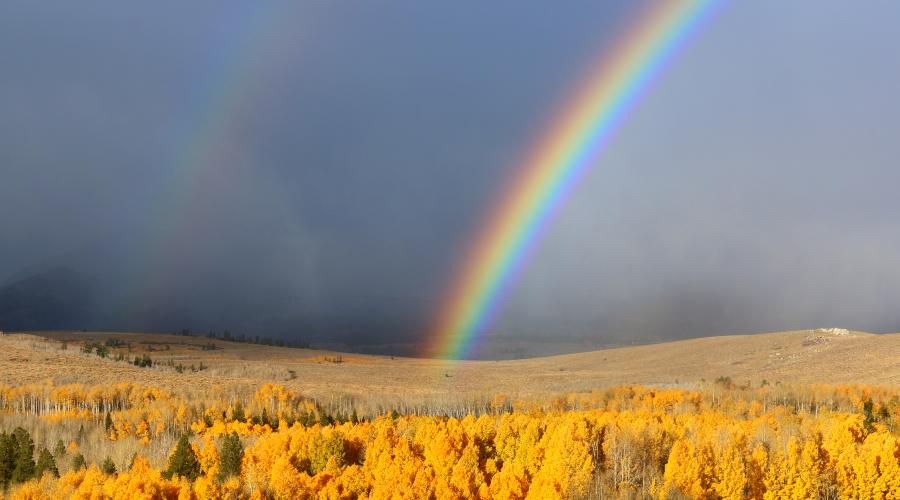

1,328,897,411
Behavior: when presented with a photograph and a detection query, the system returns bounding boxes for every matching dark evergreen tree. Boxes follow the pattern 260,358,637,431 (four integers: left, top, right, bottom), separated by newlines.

71,453,86,471
34,448,59,478
53,439,66,458
10,427,35,484
217,432,243,483
231,402,245,422
0,431,13,488
864,398,877,431
879,403,892,422
105,412,114,431
162,435,200,481
101,456,117,475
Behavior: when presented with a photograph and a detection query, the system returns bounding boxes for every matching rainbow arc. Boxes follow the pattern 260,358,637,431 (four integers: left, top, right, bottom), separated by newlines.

426,0,719,360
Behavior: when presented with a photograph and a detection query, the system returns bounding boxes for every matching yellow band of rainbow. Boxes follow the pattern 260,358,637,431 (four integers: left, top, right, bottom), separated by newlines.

426,0,720,360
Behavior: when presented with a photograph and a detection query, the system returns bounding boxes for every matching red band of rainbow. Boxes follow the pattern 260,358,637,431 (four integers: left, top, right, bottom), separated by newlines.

426,0,720,360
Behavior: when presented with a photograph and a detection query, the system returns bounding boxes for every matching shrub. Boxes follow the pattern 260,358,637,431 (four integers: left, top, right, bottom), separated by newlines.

133,354,153,368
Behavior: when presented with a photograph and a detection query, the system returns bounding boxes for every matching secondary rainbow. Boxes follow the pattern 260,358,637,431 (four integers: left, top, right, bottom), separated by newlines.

426,0,719,360
131,4,283,301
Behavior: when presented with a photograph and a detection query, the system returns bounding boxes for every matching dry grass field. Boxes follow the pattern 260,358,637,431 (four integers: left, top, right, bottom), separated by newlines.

2,328,899,411
3,329,900,498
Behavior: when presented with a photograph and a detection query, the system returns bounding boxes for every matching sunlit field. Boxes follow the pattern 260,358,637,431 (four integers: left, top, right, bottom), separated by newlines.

1,332,899,499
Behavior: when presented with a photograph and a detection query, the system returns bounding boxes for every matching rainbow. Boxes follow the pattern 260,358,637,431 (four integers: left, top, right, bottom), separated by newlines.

131,4,284,302
426,0,719,360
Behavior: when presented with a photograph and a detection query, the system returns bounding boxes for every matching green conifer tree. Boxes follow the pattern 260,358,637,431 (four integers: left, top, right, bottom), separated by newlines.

53,439,66,458
217,432,243,482
101,456,117,475
11,427,35,484
231,401,245,422
162,435,201,481
0,432,14,488
34,448,59,478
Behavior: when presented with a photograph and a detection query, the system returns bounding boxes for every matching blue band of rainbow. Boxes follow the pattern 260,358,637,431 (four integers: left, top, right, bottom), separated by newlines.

427,0,720,360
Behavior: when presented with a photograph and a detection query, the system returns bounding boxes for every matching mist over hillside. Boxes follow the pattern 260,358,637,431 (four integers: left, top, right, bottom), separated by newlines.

3,248,900,358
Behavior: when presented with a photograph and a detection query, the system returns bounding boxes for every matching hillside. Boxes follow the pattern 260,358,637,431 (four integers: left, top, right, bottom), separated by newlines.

1,328,898,410
2,328,900,498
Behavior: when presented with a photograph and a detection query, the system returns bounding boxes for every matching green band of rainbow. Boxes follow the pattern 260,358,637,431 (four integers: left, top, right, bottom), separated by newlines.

426,0,719,360
128,4,281,307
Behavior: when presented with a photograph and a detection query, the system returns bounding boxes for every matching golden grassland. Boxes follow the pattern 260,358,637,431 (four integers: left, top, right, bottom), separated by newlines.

6,328,900,406
1,329,900,498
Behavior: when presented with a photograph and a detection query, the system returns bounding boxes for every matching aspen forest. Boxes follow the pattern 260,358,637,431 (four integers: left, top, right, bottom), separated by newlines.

2,380,900,499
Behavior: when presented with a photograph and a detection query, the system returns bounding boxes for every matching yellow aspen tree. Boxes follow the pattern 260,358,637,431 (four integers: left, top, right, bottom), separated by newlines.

713,442,747,500
851,432,900,499
745,443,768,500
267,455,308,500
528,417,594,498
489,462,529,500
663,439,717,499
449,442,486,498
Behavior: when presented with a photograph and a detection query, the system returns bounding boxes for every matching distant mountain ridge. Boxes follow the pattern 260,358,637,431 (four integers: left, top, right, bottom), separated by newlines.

0,267,93,330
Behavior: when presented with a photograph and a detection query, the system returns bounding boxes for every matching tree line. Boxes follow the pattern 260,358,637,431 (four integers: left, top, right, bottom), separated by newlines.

177,328,311,349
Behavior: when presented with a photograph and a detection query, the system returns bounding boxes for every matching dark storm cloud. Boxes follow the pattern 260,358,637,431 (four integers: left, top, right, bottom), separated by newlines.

1,1,899,355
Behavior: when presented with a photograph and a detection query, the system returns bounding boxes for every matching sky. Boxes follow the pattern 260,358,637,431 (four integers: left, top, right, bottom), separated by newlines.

1,1,899,355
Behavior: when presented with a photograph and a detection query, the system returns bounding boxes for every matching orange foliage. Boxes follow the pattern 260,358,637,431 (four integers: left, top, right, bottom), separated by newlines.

6,383,900,498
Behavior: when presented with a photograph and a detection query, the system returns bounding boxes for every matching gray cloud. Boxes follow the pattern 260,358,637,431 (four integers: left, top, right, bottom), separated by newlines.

1,1,899,355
